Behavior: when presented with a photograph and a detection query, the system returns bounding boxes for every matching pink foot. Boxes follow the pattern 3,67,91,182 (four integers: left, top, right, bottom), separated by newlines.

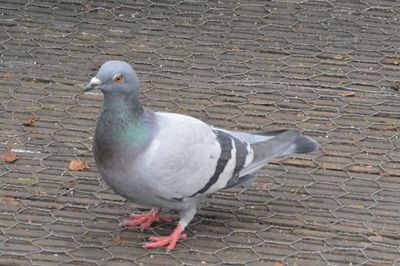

143,224,187,252
122,208,172,229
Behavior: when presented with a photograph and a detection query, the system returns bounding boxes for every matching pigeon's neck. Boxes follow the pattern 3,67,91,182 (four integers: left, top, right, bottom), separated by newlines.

102,93,143,118
95,94,155,155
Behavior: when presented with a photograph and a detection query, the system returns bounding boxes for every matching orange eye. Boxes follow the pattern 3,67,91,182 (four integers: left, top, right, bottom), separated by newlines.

113,74,124,83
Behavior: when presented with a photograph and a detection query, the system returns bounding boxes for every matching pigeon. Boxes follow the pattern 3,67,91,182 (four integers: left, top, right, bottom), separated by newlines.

84,60,319,252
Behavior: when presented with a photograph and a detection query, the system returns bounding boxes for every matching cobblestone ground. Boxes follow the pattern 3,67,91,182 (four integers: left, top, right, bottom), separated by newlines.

1,1,400,265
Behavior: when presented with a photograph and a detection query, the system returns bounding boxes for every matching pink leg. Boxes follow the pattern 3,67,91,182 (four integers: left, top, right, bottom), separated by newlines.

122,208,172,229
143,223,187,252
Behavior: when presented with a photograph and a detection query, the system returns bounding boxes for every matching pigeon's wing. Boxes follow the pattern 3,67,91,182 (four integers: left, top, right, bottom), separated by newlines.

136,112,253,201
137,113,318,202
220,128,318,178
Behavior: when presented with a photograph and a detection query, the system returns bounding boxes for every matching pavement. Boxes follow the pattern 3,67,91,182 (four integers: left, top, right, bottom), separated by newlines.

0,0,400,265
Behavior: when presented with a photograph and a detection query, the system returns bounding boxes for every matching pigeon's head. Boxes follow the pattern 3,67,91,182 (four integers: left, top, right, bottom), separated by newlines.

84,60,139,96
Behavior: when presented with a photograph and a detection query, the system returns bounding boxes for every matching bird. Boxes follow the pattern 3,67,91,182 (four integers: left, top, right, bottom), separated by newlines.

84,60,319,252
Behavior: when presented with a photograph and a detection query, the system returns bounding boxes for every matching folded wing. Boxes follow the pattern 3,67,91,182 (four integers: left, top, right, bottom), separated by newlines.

142,112,318,202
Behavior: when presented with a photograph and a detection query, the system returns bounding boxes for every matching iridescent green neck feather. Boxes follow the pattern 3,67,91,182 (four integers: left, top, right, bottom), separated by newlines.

94,92,155,155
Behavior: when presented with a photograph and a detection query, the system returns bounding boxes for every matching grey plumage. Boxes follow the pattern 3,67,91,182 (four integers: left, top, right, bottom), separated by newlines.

84,60,319,251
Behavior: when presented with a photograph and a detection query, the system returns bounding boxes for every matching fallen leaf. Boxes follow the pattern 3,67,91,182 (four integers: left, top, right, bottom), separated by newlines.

35,189,47,197
91,62,102,71
271,157,282,164
2,151,20,163
0,195,23,209
84,0,92,10
334,54,350,61
62,177,77,189
22,116,38,126
383,124,400,131
27,106,42,111
369,234,383,242
338,91,355,97
390,81,400,91
108,235,124,246
349,204,365,209
325,121,335,127
318,146,328,155
30,75,53,84
296,112,306,120
273,262,284,266
251,182,273,191
98,10,109,16
393,59,400,65
17,176,38,183
69,160,90,171
46,203,59,209
0,72,13,80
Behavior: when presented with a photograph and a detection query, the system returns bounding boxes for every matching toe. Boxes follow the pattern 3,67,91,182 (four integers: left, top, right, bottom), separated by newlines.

129,213,145,219
148,236,163,241
166,241,177,252
158,215,172,223
122,216,146,227
122,219,137,227
140,219,153,229
143,238,171,249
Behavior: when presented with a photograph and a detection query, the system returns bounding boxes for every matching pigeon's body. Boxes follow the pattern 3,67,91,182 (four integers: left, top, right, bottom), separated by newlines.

85,60,319,251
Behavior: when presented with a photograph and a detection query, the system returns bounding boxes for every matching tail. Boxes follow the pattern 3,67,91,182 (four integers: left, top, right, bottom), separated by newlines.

238,129,319,176
248,129,318,156
279,133,319,157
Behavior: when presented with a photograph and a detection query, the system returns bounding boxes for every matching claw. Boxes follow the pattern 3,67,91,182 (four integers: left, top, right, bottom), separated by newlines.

122,208,172,229
143,224,186,252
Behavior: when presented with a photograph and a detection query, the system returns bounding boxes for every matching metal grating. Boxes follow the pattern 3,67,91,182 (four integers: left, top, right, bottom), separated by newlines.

0,0,399,265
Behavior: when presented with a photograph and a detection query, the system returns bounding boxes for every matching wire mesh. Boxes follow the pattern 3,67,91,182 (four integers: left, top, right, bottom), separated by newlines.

0,0,399,265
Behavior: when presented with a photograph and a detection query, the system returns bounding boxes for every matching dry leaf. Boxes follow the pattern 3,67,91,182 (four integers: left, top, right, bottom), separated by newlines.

393,59,400,65
296,112,306,120
22,116,38,126
84,0,92,10
369,234,383,242
349,204,365,209
91,62,102,71
62,177,77,189
250,182,273,191
390,81,400,91
0,72,13,80
17,176,38,183
383,125,399,131
69,160,90,171
108,235,123,246
334,54,350,61
46,203,59,209
2,151,20,163
338,91,355,97
325,121,335,127
273,262,284,266
35,190,47,197
271,157,282,164
0,195,23,209
98,10,109,16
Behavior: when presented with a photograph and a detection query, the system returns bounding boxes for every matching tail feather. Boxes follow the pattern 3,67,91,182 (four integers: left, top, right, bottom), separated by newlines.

238,129,319,177
295,135,319,153
247,129,319,156
281,135,319,157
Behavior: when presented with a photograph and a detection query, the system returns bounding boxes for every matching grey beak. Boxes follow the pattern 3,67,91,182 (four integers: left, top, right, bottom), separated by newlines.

84,77,102,92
